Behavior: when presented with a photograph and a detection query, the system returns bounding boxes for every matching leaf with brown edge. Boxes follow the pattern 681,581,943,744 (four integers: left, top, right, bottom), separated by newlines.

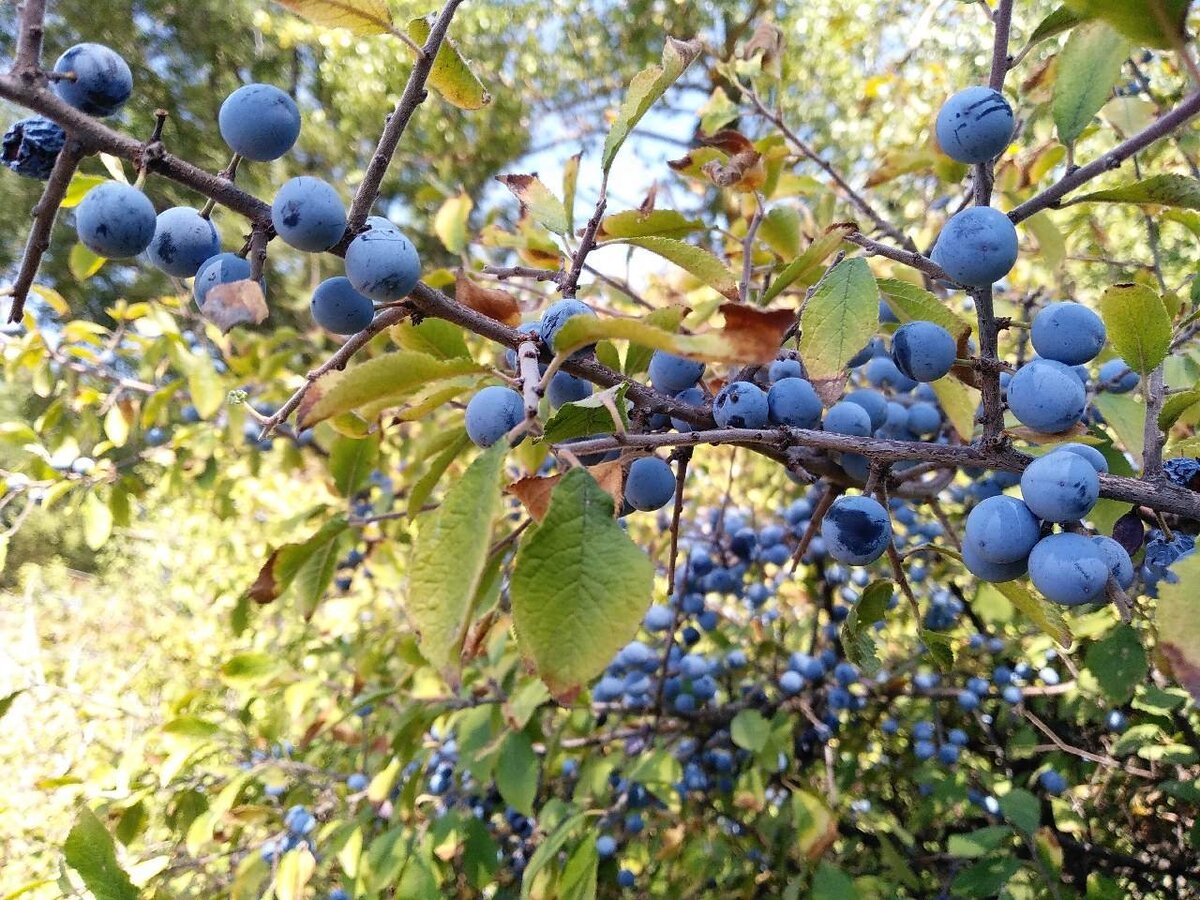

602,36,703,173
950,331,981,389
405,14,491,110
810,374,849,407
667,147,727,179
201,279,268,332
508,474,560,523
741,21,785,71
247,549,283,604
551,303,794,366
698,130,764,191
719,303,796,362
455,271,522,326
589,460,627,512
495,174,568,235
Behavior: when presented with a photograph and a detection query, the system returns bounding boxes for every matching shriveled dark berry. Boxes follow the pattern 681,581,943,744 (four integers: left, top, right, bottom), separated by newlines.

1164,457,1200,491
2,117,66,180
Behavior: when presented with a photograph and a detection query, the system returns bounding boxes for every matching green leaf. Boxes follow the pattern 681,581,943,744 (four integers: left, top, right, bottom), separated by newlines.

69,242,105,280
277,0,391,33
329,434,380,497
541,384,630,444
274,517,352,618
408,442,508,680
999,789,1040,834
391,318,472,360
522,811,590,899
1065,0,1190,48
495,732,539,816
103,404,129,448
598,209,704,240
841,580,893,675
497,174,569,235
1085,624,1148,703
510,468,655,699
1052,21,1130,146
405,14,491,110
563,152,581,235
993,579,1072,647
408,428,471,517
1074,174,1200,210
616,236,738,300
1155,553,1200,702
1026,6,1084,47
220,651,278,686
811,861,859,900
948,826,1014,858
559,839,599,900
921,628,956,670
1112,723,1164,756
82,491,113,550
951,856,1023,898
161,716,220,739
1024,210,1067,269
1166,434,1200,458
63,807,138,900
1093,391,1146,464
1160,387,1200,430
1133,685,1187,714
761,223,854,304
877,278,972,341
799,257,878,381
434,191,473,253
791,790,837,858
1098,283,1172,375
758,207,802,258
275,847,316,900
300,351,484,427
169,345,224,419
602,36,703,172
730,709,771,752
623,307,686,376
0,690,24,722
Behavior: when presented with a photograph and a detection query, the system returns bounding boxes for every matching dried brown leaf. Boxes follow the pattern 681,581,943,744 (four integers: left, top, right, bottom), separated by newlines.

246,549,282,604
201,279,269,333
456,271,522,326
719,303,796,365
507,474,560,522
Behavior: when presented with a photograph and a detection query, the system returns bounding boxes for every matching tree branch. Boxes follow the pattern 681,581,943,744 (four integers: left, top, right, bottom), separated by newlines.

988,0,1014,91
0,75,274,223
345,0,467,231
258,305,413,437
553,427,1200,521
1009,91,1200,223
844,231,961,286
560,174,608,298
6,139,86,322
744,85,915,251
516,339,543,431
13,0,48,75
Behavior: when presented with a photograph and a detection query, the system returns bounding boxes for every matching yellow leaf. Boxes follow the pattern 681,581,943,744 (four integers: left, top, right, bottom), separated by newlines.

277,0,392,35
